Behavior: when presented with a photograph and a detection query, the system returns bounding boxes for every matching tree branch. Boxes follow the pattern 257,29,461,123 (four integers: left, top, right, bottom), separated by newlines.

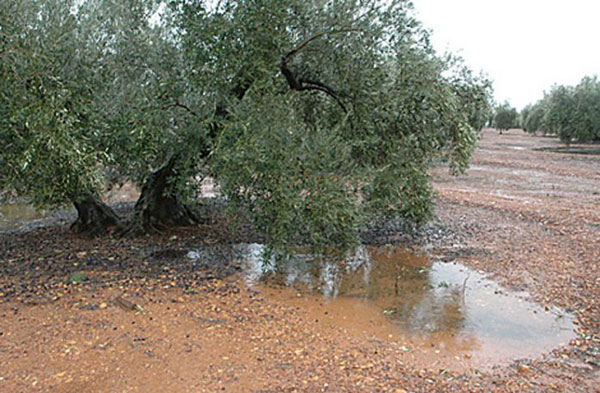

163,101,197,116
280,58,347,112
298,81,347,112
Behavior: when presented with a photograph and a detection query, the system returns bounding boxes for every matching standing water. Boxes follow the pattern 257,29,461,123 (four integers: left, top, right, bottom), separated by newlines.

203,244,576,369
0,203,46,231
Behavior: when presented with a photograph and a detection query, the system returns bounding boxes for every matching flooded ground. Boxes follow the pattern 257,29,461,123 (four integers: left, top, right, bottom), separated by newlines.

0,183,143,233
188,243,575,370
0,130,598,392
0,203,46,231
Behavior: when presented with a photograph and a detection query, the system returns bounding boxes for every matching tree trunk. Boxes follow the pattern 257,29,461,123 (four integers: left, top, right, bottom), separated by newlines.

118,155,198,236
70,194,122,235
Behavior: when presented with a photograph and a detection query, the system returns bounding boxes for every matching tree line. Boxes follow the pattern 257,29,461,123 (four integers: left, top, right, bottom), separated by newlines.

493,76,600,144
522,76,600,144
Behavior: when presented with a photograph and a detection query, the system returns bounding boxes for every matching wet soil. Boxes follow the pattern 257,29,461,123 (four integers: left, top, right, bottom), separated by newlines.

0,129,599,392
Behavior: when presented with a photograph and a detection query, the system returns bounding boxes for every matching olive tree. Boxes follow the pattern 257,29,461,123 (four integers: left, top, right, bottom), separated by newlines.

568,76,600,143
175,0,492,252
542,85,576,143
522,76,600,143
1,0,204,235
80,0,208,235
1,0,492,253
493,102,519,132
521,100,548,135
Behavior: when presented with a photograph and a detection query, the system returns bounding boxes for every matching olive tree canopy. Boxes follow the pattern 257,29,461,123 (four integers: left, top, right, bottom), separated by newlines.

1,0,492,252
177,0,491,251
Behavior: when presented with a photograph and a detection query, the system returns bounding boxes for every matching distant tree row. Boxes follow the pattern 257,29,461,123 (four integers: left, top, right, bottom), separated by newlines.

521,76,600,144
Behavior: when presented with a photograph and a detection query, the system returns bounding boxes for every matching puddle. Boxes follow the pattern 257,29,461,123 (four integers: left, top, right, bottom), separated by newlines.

0,203,46,231
191,244,576,370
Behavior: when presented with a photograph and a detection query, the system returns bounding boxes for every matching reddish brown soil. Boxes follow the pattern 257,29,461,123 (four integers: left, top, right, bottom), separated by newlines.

0,129,598,392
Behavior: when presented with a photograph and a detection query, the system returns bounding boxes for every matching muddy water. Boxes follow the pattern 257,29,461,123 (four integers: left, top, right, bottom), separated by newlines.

217,244,576,370
0,203,46,231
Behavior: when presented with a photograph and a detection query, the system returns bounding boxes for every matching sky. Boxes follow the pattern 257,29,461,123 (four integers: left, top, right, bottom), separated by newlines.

413,0,600,109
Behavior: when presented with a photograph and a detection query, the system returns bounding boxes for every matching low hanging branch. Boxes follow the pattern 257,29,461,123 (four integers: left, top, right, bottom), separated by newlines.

163,100,198,116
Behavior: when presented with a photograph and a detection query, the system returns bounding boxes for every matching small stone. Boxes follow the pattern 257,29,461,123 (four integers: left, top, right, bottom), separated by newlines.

517,364,530,373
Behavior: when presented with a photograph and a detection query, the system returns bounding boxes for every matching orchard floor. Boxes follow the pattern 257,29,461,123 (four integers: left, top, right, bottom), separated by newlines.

0,129,599,392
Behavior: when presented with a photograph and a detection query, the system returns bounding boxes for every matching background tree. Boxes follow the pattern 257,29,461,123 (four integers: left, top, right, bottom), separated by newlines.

568,76,600,143
521,100,548,135
522,75,600,143
519,105,531,131
542,85,576,143
493,102,519,132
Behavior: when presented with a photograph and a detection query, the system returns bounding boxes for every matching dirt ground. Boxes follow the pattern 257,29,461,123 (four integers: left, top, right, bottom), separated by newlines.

0,129,598,392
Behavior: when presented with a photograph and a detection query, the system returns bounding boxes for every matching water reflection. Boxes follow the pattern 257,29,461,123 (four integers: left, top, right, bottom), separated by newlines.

214,243,576,366
235,245,473,334
0,203,45,231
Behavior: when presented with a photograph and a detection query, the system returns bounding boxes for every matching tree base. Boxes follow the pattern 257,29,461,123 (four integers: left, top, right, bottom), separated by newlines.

118,199,198,237
118,155,199,237
70,194,122,235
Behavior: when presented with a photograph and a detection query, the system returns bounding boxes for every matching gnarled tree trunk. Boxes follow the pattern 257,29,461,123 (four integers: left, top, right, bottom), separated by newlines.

119,155,198,236
70,193,122,235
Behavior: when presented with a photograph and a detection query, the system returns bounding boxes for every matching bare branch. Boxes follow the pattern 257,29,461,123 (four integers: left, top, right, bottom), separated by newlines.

299,79,347,112
163,101,197,116
280,58,347,112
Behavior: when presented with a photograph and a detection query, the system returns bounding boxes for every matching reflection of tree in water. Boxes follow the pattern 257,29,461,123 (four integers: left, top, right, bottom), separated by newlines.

349,247,468,335
403,278,467,334
342,247,480,351
256,246,468,334
241,244,472,337
235,243,573,358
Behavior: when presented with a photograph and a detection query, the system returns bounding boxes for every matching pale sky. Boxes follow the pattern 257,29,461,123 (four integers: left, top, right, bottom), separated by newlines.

414,0,600,109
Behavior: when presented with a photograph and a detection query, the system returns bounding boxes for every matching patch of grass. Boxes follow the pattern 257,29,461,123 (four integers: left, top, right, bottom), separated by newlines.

69,272,89,284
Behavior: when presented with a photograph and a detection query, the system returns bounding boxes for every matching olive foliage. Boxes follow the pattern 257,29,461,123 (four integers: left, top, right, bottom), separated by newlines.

520,101,547,135
1,0,492,252
176,0,492,251
0,0,107,206
0,0,186,204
